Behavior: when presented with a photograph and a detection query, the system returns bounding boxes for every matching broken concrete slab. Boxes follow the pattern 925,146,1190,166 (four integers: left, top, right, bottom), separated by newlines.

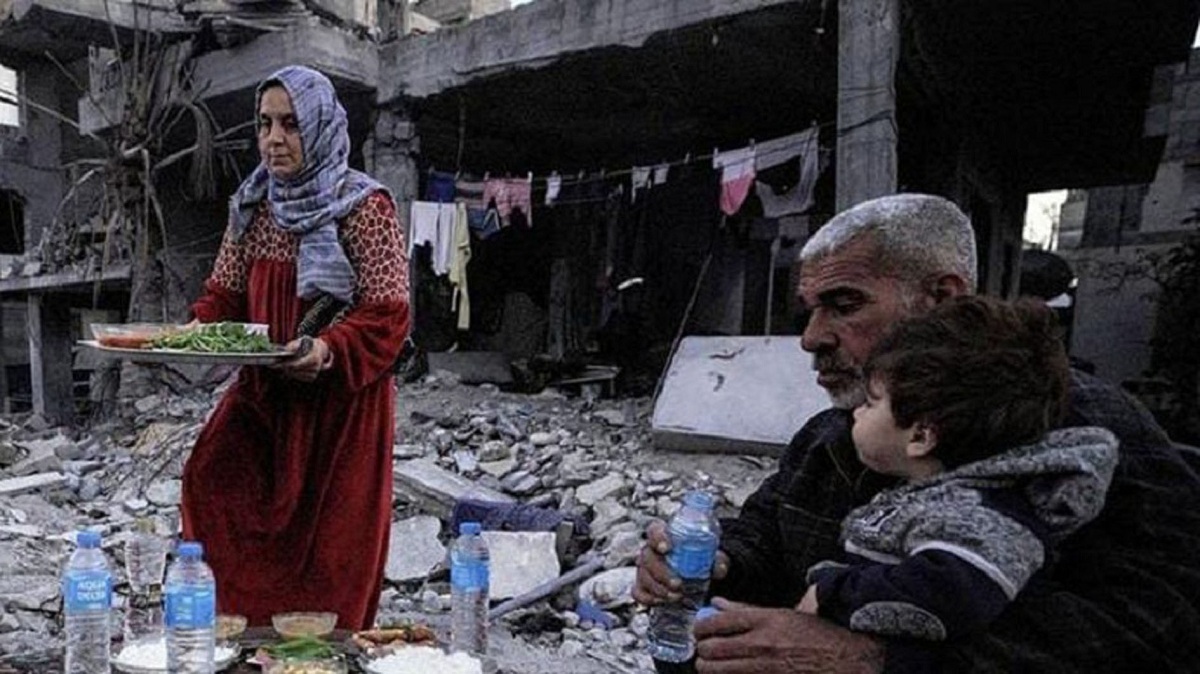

578,567,637,610
385,516,446,582
146,479,182,508
575,474,628,506
426,351,514,386
652,336,827,456
0,575,59,613
0,472,68,497
481,531,560,600
8,439,65,477
394,459,514,519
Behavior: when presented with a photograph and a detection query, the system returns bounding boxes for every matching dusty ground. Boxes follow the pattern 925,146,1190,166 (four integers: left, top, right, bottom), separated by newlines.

0,369,779,672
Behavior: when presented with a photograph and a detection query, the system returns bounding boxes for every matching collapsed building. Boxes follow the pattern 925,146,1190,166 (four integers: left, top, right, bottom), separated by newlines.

0,0,1195,424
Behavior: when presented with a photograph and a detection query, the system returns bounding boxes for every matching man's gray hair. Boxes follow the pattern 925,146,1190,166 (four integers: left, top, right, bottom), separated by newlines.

800,194,978,291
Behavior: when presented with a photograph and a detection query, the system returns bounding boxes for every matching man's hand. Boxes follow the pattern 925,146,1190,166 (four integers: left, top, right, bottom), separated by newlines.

694,598,884,674
272,336,333,382
633,520,729,606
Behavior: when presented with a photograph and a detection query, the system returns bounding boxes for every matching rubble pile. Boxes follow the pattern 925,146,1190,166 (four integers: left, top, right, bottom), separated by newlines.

0,369,776,672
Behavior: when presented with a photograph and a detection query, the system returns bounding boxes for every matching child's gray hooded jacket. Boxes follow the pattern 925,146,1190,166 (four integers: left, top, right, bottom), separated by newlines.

807,426,1119,641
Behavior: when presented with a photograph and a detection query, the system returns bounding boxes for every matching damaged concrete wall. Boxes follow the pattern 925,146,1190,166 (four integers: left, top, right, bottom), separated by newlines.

413,0,509,25
0,61,65,253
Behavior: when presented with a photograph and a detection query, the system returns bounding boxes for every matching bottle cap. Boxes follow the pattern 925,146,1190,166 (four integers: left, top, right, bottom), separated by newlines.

460,522,482,536
683,490,716,511
76,530,101,549
177,541,204,559
696,605,721,622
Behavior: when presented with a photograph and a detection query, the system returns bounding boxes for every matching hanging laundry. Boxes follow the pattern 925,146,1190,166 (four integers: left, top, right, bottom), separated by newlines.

456,175,498,239
754,126,819,172
448,202,472,330
630,166,652,203
426,170,457,203
653,163,670,186
754,127,821,218
483,177,533,229
545,174,562,206
713,146,757,216
409,201,456,275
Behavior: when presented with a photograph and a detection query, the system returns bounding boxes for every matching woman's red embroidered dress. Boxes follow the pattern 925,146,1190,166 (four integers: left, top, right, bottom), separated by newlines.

183,191,408,630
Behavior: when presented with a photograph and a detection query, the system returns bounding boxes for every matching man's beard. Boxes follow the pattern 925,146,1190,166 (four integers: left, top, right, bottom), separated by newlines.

813,352,866,410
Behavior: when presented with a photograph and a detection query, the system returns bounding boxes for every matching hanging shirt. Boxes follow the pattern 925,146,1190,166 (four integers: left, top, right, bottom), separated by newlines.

713,147,757,216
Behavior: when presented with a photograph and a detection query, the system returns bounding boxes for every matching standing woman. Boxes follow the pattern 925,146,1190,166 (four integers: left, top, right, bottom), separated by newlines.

183,65,409,630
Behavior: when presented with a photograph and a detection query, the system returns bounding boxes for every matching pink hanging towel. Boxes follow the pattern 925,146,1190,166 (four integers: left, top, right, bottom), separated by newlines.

713,147,757,216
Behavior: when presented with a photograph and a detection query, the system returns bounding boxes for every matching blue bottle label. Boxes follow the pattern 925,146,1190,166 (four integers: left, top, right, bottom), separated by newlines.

451,560,489,592
668,535,717,580
63,570,112,614
165,586,215,629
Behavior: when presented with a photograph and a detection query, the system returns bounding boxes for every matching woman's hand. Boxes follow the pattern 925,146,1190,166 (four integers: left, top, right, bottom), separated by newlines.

273,336,333,382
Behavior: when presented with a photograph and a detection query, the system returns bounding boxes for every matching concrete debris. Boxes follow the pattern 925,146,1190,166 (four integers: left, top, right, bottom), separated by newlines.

385,516,446,583
578,567,638,610
481,531,560,600
575,474,629,506
145,480,183,508
0,472,68,497
394,459,514,518
0,367,780,665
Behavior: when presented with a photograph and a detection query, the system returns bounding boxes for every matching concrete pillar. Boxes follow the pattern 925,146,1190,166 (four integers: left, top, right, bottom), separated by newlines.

0,306,8,414
27,293,74,425
836,0,900,212
365,106,420,228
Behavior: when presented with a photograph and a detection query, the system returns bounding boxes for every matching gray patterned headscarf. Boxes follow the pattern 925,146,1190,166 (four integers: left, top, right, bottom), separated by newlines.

229,65,388,302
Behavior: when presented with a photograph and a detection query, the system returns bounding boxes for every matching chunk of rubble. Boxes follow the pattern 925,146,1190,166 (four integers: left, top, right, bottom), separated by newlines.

578,567,637,609
481,531,560,600
385,516,445,582
575,474,628,506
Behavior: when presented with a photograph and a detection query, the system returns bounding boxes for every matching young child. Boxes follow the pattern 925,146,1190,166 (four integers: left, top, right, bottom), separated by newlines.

797,295,1118,643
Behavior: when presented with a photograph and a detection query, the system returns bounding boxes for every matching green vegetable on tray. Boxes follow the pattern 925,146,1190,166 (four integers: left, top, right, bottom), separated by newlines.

263,635,338,659
149,322,274,353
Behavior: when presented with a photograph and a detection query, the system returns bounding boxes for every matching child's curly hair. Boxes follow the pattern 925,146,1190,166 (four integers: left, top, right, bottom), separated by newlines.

863,295,1070,468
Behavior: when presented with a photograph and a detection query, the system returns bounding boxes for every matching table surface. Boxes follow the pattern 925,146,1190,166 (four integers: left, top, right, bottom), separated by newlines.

1,627,372,674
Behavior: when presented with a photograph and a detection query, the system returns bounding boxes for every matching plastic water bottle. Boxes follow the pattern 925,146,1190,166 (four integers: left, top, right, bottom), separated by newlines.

648,490,721,663
63,530,113,674
450,521,490,657
165,541,216,673
125,518,167,593
123,518,166,643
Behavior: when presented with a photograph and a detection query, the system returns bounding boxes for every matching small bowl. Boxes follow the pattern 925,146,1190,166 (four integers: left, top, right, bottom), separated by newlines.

272,611,338,639
216,613,248,641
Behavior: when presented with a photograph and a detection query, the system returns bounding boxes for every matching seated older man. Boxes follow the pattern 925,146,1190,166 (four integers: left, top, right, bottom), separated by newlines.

636,194,1200,673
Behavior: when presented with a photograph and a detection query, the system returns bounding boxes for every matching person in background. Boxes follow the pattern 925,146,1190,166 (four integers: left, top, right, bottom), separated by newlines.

183,65,410,630
636,194,1200,673
797,295,1117,669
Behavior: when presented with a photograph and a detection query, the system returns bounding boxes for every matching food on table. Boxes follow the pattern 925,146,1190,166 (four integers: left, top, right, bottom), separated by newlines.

351,622,438,654
114,637,237,670
263,656,348,674
215,613,248,641
149,322,274,353
260,635,338,660
271,611,338,639
364,646,481,674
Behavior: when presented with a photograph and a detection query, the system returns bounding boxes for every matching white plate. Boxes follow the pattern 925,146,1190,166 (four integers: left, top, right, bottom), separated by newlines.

80,340,292,366
112,643,241,673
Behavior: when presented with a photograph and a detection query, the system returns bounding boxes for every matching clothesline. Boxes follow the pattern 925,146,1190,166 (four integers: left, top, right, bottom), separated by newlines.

428,119,836,190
